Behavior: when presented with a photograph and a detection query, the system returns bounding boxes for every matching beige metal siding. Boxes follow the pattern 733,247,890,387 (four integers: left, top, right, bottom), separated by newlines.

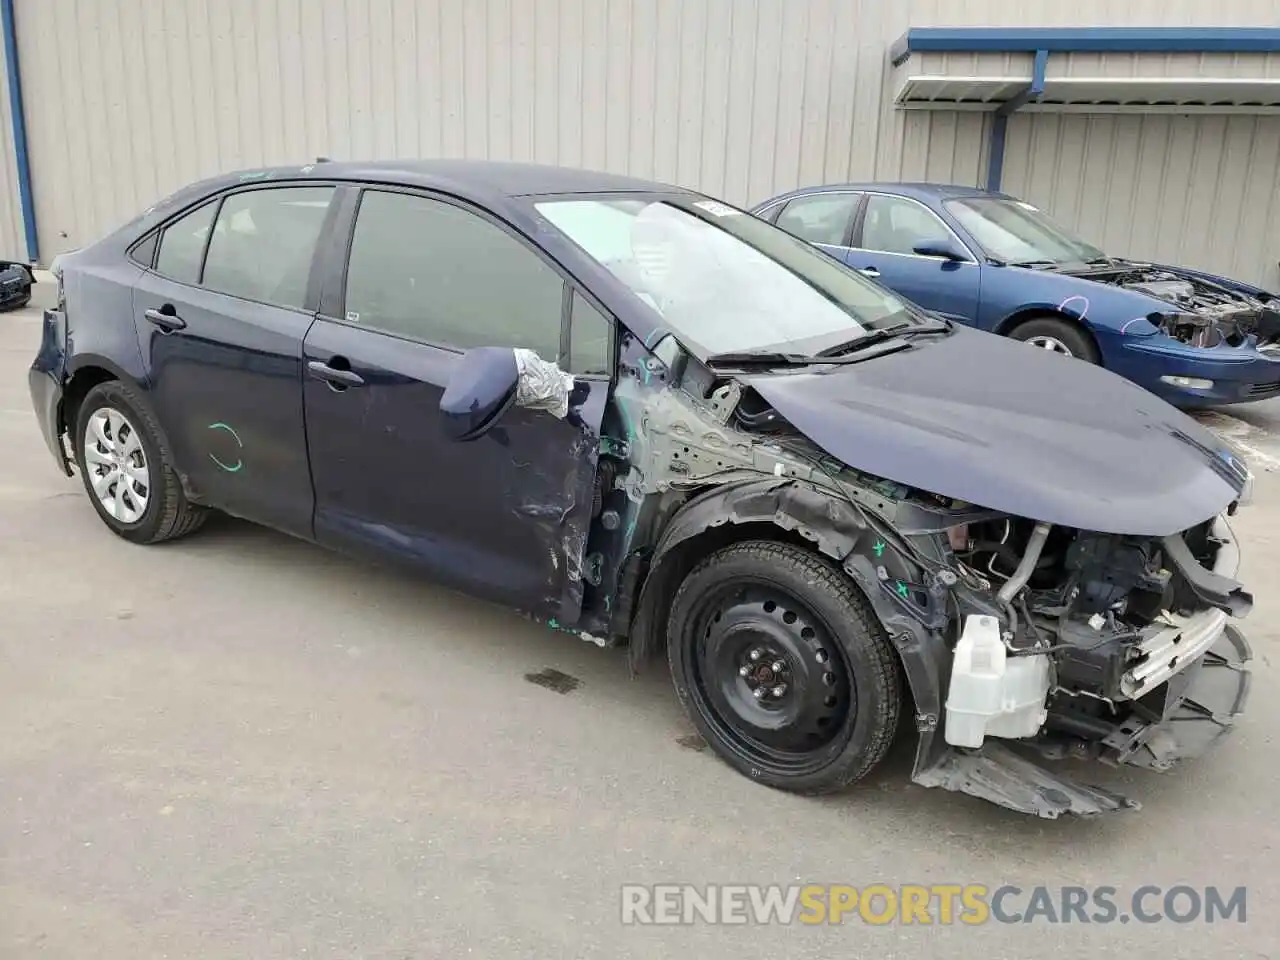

0,33,26,262
1003,113,1280,287
9,0,1280,269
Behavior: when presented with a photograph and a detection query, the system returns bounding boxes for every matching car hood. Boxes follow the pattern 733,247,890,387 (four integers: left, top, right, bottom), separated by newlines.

742,326,1246,536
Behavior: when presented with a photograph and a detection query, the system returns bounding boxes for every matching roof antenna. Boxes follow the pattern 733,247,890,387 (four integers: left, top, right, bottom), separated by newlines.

314,156,331,163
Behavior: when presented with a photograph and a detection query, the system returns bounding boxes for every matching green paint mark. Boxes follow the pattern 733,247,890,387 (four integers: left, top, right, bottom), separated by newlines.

207,422,244,473
895,580,910,599
873,540,886,558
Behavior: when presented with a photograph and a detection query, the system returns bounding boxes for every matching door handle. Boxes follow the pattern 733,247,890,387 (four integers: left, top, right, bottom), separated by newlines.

858,266,880,278
144,307,186,332
308,359,365,388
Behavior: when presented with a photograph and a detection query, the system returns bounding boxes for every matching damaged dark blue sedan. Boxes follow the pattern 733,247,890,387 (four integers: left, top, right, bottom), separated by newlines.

30,160,1256,817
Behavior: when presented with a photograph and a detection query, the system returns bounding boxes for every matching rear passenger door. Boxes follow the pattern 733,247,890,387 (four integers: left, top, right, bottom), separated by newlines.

301,188,613,621
130,184,336,537
768,192,861,262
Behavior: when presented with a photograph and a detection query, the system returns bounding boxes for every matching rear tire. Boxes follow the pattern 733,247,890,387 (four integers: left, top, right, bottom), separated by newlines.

73,380,207,544
1008,316,1100,363
667,540,901,794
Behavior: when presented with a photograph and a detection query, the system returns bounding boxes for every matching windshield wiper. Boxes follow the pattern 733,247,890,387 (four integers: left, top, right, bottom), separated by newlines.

1006,259,1060,269
815,318,951,358
705,339,919,369
705,350,824,367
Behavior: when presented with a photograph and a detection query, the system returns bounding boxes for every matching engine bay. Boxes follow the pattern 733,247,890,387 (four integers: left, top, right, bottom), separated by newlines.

1092,262,1280,348
944,512,1250,765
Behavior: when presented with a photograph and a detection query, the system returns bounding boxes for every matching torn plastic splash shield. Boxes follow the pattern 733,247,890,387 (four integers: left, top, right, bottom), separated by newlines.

913,742,1140,819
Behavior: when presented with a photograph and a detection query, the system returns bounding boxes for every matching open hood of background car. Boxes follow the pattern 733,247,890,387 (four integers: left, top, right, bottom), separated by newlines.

743,326,1245,536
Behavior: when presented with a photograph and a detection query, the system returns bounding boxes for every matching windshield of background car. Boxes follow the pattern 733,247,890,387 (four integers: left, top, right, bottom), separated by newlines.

944,196,1105,265
534,197,913,355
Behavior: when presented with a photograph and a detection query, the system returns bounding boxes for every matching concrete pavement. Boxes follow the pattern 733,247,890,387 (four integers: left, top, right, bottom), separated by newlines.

2,293,1278,958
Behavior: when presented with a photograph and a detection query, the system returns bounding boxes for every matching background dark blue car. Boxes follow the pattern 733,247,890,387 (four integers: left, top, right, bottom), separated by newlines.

753,183,1280,408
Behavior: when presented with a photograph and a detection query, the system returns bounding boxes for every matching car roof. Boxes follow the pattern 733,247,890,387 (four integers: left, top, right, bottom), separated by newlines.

202,159,692,200
770,181,1014,204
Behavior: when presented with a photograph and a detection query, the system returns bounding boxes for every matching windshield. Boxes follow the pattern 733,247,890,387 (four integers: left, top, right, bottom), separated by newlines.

944,197,1105,265
534,197,913,356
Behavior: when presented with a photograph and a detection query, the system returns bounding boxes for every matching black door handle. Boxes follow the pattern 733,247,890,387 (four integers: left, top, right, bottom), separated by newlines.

308,359,365,388
144,307,186,332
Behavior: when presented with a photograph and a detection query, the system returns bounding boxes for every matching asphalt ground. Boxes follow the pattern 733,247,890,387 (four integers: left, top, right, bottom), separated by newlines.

3,284,1279,958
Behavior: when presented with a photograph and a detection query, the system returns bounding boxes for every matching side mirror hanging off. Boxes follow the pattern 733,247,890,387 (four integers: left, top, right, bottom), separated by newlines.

438,347,576,442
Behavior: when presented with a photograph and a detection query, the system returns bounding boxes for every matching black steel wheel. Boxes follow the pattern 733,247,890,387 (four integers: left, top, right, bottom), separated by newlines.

668,540,901,793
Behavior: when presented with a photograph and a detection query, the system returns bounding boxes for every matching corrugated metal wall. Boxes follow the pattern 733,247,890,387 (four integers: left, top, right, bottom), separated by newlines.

1003,114,1280,287
5,0,1280,284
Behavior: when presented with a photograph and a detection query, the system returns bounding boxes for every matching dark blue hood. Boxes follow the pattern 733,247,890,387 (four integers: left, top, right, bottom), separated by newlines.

743,327,1246,536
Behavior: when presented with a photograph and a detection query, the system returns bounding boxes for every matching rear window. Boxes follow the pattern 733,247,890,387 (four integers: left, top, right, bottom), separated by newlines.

200,187,334,309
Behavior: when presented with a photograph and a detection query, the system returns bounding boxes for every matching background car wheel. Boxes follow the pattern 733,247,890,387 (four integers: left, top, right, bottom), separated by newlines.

0,293,31,311
74,380,207,544
1008,316,1100,363
667,540,901,794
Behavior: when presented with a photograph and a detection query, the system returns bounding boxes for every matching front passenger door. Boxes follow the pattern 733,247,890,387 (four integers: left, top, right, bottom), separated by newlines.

302,188,612,622
849,193,981,323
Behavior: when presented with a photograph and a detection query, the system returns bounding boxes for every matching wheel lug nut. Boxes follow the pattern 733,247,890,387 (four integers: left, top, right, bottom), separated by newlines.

772,684,786,697
772,661,785,673
752,687,765,700
738,665,750,677
749,649,762,661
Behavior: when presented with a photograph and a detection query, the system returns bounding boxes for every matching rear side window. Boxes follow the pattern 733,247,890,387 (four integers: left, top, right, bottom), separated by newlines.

775,194,858,247
154,200,218,283
343,190,565,361
201,186,334,309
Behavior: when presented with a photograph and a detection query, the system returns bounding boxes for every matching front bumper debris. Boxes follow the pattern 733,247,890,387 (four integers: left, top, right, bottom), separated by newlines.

913,623,1252,818
0,260,32,310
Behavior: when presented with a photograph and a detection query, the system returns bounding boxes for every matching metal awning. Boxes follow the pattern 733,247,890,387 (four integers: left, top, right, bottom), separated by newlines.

887,27,1280,190
896,76,1280,111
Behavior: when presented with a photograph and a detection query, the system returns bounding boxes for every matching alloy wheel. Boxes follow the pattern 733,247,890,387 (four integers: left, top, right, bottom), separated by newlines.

83,407,150,524
1024,335,1074,357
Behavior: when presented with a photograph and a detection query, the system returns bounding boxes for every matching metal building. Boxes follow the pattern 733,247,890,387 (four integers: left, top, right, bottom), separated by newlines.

1,1,1279,287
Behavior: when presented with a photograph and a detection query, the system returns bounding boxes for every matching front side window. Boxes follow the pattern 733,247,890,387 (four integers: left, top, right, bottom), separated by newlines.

343,190,565,361
944,196,1105,266
774,193,858,247
535,197,912,357
568,291,612,376
201,186,334,309
154,200,218,283
861,195,954,257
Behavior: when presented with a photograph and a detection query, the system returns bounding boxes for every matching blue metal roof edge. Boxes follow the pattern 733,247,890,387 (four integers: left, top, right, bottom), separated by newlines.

890,26,1280,67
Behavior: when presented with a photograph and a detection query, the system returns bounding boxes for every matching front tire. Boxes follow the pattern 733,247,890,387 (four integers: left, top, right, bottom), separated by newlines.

667,540,901,794
1008,316,1100,363
74,380,207,544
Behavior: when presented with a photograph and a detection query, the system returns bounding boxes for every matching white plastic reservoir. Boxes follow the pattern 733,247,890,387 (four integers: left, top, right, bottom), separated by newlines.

945,614,1051,749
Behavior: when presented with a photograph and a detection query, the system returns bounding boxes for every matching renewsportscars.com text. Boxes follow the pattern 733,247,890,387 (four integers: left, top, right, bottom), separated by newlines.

620,884,1247,926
